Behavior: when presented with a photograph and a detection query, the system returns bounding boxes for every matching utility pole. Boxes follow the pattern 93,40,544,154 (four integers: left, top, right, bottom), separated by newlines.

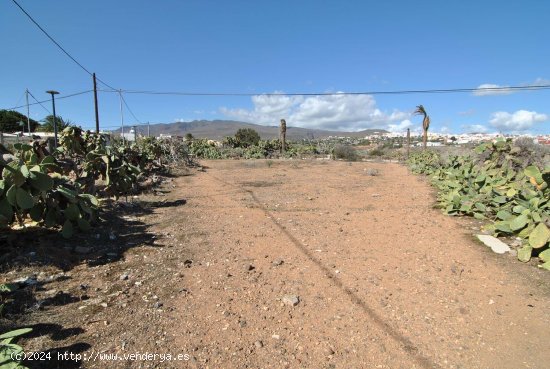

25,89,31,136
93,73,100,133
118,89,125,145
147,121,150,137
46,90,60,148
133,125,137,142
407,128,411,159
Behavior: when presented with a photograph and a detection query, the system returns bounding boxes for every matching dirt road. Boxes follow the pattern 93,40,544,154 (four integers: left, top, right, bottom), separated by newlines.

14,159,550,369
155,160,549,369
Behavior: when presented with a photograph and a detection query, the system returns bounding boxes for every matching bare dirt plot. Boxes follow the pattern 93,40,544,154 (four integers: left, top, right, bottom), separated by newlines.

166,159,550,369
6,159,550,369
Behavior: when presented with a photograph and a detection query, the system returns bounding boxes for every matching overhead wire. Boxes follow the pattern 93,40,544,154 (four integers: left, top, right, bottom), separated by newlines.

97,84,550,97
120,94,142,124
11,1,124,94
27,90,51,114
5,90,93,111
13,91,26,109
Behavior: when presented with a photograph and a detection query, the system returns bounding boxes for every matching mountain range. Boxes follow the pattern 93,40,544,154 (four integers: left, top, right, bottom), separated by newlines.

113,120,388,140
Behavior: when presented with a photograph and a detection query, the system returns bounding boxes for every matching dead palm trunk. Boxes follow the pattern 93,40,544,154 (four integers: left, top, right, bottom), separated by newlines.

280,119,287,154
414,105,430,150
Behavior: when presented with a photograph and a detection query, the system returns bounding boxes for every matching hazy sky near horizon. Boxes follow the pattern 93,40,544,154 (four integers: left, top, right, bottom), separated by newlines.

2,0,549,134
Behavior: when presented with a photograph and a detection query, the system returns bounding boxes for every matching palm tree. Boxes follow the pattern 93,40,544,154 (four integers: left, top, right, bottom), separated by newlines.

414,105,431,150
41,115,73,132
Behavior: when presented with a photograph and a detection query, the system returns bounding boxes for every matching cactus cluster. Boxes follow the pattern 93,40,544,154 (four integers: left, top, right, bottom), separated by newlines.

0,143,98,238
408,139,550,269
0,127,184,238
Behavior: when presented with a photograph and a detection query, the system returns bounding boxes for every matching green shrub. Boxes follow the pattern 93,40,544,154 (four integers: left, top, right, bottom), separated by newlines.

333,144,358,161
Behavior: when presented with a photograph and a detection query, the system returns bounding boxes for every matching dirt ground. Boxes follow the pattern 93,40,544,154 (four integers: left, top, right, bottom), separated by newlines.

2,159,550,369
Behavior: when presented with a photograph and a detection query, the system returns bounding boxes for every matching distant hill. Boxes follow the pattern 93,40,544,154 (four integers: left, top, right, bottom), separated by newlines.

112,120,388,140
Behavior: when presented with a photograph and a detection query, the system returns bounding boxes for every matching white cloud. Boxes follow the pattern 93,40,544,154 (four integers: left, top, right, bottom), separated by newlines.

461,124,490,133
489,110,548,131
387,119,417,133
533,77,550,85
220,92,412,132
473,78,550,96
472,84,513,96
458,109,476,116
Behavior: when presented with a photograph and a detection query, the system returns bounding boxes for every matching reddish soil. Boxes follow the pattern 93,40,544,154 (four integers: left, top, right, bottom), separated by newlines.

3,159,550,369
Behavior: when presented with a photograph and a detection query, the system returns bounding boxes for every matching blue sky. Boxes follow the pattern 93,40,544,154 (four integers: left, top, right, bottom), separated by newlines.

2,0,549,134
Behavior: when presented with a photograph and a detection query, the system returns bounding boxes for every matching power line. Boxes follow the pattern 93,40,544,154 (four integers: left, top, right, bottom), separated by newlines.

97,84,550,97
5,90,93,111
13,90,26,108
120,93,142,124
27,90,51,114
11,0,117,92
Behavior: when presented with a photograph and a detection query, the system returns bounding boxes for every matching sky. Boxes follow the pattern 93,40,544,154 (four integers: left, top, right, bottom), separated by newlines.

1,0,549,135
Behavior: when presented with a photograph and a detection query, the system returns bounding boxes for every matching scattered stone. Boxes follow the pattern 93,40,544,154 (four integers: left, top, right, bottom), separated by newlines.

254,340,264,348
100,302,108,308
75,246,92,254
272,258,284,267
272,334,280,340
2,153,16,163
183,260,193,268
120,273,130,281
282,295,300,307
13,276,38,286
153,301,163,309
476,235,511,254
239,320,247,328
245,264,255,272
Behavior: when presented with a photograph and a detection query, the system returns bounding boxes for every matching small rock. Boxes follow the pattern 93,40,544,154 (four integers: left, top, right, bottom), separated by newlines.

75,246,92,254
476,235,511,254
239,320,247,328
120,273,130,281
325,347,335,355
245,264,255,272
100,302,108,308
2,153,16,163
153,301,163,309
254,340,264,348
272,259,284,267
282,295,300,307
13,276,38,286
183,260,193,268
272,334,280,340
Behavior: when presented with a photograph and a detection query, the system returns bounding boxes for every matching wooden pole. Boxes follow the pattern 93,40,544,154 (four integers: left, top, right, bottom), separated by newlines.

93,73,100,133
25,89,31,135
407,128,410,158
